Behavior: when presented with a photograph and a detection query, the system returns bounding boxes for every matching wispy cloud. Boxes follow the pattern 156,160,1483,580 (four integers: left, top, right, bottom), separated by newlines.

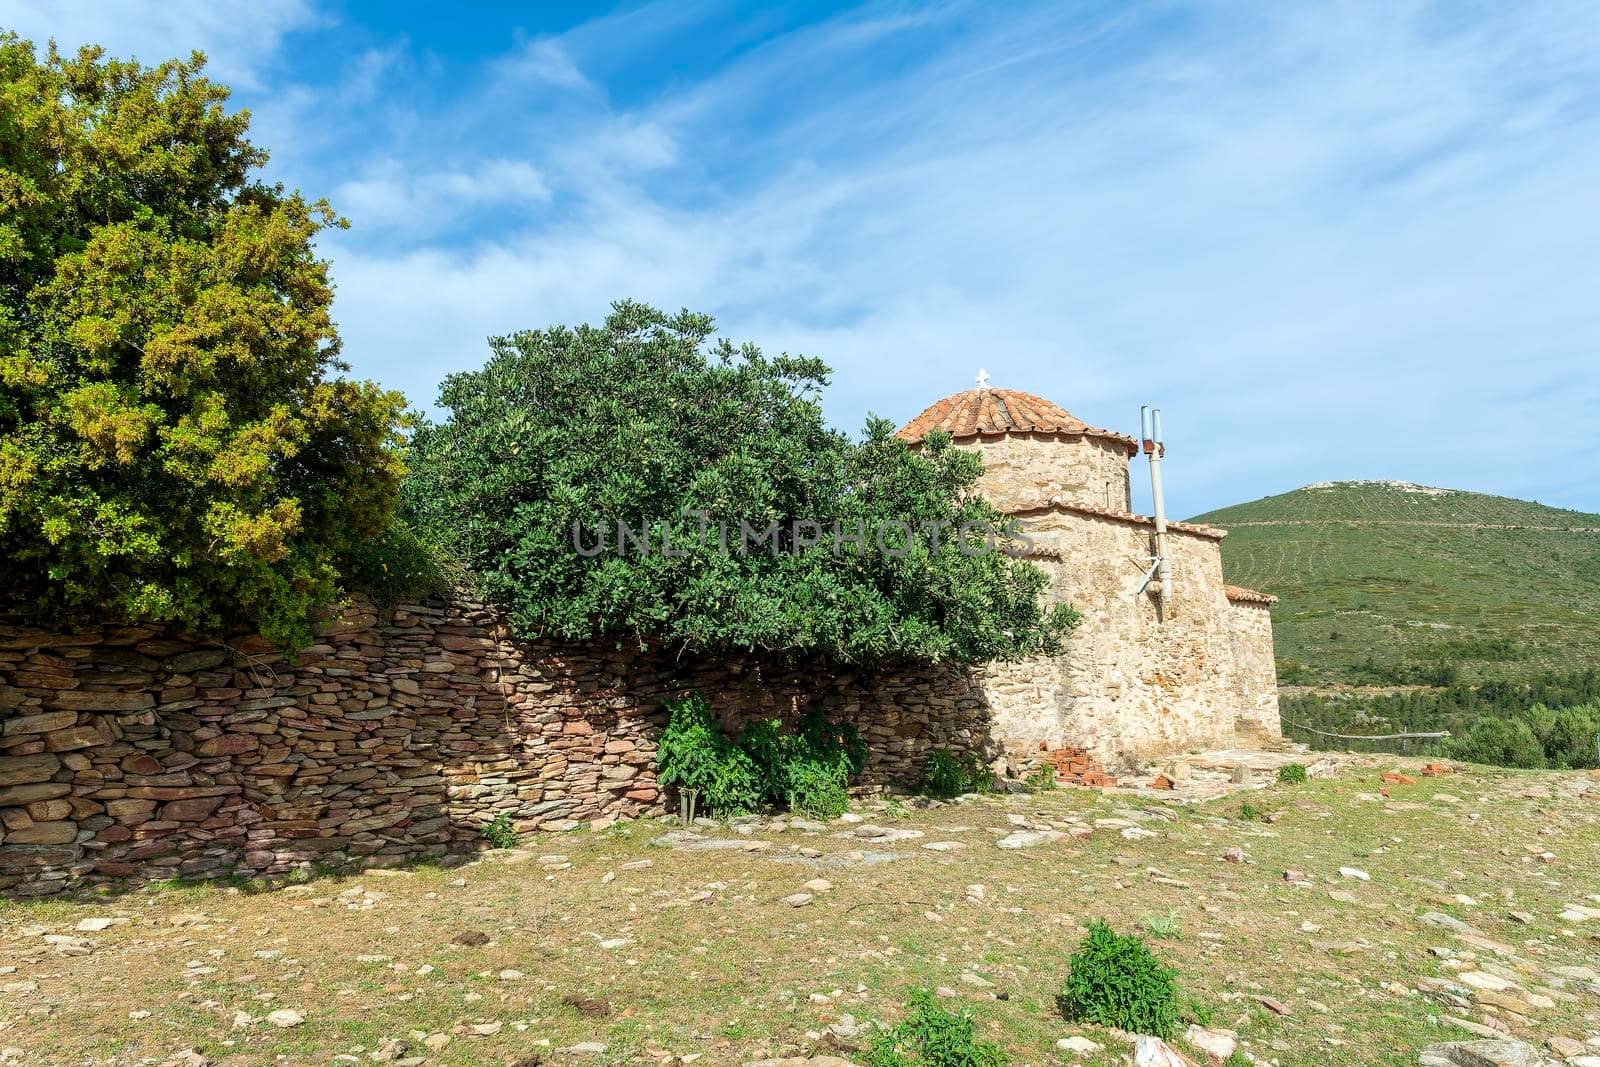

493,37,592,91
2,0,321,89
335,159,551,234
11,1,1600,515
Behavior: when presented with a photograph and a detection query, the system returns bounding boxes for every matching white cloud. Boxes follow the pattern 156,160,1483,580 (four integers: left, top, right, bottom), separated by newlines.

2,0,319,89
335,159,551,234
493,37,591,91
21,1,1600,515
318,2,1600,516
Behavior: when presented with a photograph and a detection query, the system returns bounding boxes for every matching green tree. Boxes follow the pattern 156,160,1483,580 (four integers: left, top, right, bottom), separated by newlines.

0,36,406,646
407,301,1077,665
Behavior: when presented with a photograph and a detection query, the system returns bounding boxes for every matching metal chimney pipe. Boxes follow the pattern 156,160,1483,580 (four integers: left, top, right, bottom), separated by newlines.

1146,408,1173,603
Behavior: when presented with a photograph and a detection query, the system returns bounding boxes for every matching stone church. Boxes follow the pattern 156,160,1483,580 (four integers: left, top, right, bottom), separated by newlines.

896,384,1282,766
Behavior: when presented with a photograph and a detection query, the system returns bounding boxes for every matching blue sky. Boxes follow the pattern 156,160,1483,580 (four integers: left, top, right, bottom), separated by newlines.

8,1,1600,517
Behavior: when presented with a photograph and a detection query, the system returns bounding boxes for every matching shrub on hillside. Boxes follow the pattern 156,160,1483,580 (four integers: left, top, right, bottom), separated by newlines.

404,301,1078,666
0,35,406,649
865,988,1009,1067
1443,703,1600,769
1057,921,1181,1039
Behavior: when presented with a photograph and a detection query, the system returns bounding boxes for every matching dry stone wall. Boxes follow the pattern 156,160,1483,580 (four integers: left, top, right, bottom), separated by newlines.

0,596,989,897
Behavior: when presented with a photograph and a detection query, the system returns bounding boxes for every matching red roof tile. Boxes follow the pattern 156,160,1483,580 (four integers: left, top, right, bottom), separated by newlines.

896,388,1138,454
1224,584,1278,605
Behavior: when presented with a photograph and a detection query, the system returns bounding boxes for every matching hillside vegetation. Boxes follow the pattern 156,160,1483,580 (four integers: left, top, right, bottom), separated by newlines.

1192,481,1600,687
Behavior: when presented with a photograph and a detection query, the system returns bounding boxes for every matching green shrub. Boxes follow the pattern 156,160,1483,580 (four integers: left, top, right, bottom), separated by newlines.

786,759,852,819
657,693,752,821
1024,763,1058,792
1238,801,1261,822
1057,920,1181,1039
921,749,989,799
703,749,762,816
1543,704,1600,768
480,812,518,850
658,695,866,820
1445,715,1547,769
1139,909,1181,940
865,988,1009,1067
1276,763,1308,785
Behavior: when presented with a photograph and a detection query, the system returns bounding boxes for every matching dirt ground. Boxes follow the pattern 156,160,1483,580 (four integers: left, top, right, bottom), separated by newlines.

2,757,1598,1067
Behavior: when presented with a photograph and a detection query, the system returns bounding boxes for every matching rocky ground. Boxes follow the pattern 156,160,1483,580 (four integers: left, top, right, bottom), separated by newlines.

1,757,1597,1066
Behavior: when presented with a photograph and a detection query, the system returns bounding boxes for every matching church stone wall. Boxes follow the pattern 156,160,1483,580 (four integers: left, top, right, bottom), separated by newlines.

980,509,1269,768
1226,599,1282,740
962,433,1133,513
0,597,991,897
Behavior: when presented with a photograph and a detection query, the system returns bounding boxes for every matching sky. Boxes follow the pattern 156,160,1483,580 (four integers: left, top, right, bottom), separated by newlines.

6,0,1600,518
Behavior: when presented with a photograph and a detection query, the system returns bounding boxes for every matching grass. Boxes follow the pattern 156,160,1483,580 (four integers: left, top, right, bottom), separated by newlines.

1191,481,1600,687
1,760,1597,1065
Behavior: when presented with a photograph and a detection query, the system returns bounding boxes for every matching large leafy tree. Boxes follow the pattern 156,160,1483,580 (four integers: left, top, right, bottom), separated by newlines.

0,36,406,646
408,301,1076,665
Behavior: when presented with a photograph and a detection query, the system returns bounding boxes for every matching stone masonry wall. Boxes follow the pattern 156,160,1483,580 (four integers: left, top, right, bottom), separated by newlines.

1226,599,1282,740
963,433,1133,514
981,507,1267,767
0,596,988,897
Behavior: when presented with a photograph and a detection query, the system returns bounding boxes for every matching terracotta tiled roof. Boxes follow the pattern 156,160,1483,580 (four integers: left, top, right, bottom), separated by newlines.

896,388,1138,454
1224,584,1278,605
1009,498,1229,542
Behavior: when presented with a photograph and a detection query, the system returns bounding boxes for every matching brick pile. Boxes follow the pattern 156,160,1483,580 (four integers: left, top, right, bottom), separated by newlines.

1040,745,1117,788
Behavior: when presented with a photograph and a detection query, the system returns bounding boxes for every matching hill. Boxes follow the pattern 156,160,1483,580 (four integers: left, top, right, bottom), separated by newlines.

1191,481,1600,686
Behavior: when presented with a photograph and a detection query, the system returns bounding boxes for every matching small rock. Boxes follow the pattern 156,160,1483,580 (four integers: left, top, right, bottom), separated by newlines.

1255,995,1291,1016
803,878,834,893
780,892,815,908
76,917,127,932
1222,847,1245,864
1132,1035,1191,1067
1421,912,1476,934
44,934,94,955
1185,1025,1237,1064
1417,1039,1551,1066
1339,867,1370,881
1057,1036,1103,1054
555,1041,607,1055
997,829,1065,849
266,1009,305,1028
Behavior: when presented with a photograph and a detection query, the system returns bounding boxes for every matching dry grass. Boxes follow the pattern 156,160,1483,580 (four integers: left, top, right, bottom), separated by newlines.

2,759,1598,1066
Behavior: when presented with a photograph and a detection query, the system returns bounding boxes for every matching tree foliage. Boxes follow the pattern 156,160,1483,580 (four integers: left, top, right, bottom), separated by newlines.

408,301,1076,665
0,36,406,646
